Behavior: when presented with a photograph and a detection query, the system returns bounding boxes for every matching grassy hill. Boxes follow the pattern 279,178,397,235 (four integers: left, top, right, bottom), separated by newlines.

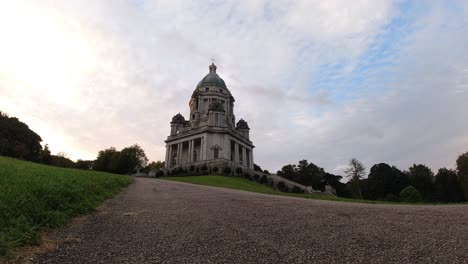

0,156,133,256
162,175,360,202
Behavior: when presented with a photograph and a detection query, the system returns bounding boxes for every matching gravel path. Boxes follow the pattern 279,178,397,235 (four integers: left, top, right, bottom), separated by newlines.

32,178,468,264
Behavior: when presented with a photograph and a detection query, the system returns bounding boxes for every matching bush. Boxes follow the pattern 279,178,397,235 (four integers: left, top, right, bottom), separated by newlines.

155,170,164,178
291,186,303,193
200,164,208,174
400,185,422,203
260,175,268,184
277,181,288,192
188,165,195,172
253,174,260,181
212,167,219,173
384,193,400,202
235,167,243,176
223,166,232,175
244,173,251,180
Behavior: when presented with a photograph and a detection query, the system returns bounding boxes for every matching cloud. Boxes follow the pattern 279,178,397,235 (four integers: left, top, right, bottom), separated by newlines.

0,0,466,176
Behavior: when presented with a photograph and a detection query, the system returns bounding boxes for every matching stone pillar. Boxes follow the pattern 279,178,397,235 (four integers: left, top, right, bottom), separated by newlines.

250,148,254,169
234,143,239,164
188,140,193,163
242,146,246,167
167,144,172,168
177,143,182,165
187,140,191,163
200,137,205,160
165,145,169,168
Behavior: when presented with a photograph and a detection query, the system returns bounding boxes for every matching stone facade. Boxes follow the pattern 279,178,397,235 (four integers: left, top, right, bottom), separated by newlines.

165,63,254,172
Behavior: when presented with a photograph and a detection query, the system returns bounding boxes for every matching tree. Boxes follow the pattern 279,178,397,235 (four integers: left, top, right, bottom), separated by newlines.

0,111,43,161
118,144,148,174
94,147,119,173
399,186,422,203
367,163,408,200
457,152,468,200
323,173,350,198
408,164,434,201
76,159,94,170
434,168,465,203
49,153,75,168
39,144,52,164
253,163,262,172
344,158,366,199
277,160,325,189
146,161,165,171
93,145,148,174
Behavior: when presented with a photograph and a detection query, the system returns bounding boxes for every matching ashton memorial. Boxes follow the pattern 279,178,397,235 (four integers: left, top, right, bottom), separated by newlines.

164,63,254,172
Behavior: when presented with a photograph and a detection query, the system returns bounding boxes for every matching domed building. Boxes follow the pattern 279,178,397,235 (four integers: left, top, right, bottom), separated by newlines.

164,63,254,172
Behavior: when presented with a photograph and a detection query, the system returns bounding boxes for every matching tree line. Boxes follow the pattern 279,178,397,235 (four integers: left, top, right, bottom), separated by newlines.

0,111,158,174
276,156,468,203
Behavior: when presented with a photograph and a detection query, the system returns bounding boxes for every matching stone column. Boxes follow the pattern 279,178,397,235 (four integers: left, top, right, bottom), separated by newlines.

167,144,172,168
165,145,169,167
200,137,205,160
177,143,182,165
188,140,193,163
250,148,254,169
234,143,239,164
242,146,246,167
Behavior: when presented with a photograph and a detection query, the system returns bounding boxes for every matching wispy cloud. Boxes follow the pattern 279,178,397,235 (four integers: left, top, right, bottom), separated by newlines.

0,0,466,175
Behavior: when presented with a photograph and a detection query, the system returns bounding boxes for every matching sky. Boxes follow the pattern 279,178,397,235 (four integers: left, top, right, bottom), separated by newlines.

0,0,467,175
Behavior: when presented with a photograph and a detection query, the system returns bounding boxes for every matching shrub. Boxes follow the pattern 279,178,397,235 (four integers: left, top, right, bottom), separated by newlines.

189,165,195,171
400,185,422,203
235,167,243,176
223,166,232,175
260,175,268,184
244,173,251,180
212,167,219,173
253,174,260,181
291,186,303,193
155,170,164,178
277,181,288,192
384,194,400,202
200,164,208,174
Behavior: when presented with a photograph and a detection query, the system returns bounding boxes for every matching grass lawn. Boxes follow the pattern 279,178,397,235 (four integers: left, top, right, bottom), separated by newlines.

162,175,380,203
0,156,133,256
163,176,468,206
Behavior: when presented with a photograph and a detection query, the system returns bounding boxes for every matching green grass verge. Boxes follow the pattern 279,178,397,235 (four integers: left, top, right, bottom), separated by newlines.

162,175,463,205
0,156,133,256
161,175,374,203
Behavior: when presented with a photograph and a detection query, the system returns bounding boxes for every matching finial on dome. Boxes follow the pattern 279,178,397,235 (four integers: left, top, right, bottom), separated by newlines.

209,59,217,74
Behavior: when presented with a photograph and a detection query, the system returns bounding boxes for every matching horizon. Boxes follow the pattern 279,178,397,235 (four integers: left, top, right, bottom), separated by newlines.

1,1,467,174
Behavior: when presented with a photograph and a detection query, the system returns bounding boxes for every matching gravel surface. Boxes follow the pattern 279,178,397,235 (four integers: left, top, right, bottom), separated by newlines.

32,178,468,264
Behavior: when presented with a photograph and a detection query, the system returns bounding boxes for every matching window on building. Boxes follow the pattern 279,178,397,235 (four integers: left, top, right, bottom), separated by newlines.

214,148,219,159
193,150,197,162
220,89,223,93
205,88,209,91
215,113,219,126
172,153,177,166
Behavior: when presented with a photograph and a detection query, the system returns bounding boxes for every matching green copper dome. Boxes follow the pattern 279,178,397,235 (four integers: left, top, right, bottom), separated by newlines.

197,63,227,89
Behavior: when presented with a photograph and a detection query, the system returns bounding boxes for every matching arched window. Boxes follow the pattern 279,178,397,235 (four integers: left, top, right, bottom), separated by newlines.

214,148,219,159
